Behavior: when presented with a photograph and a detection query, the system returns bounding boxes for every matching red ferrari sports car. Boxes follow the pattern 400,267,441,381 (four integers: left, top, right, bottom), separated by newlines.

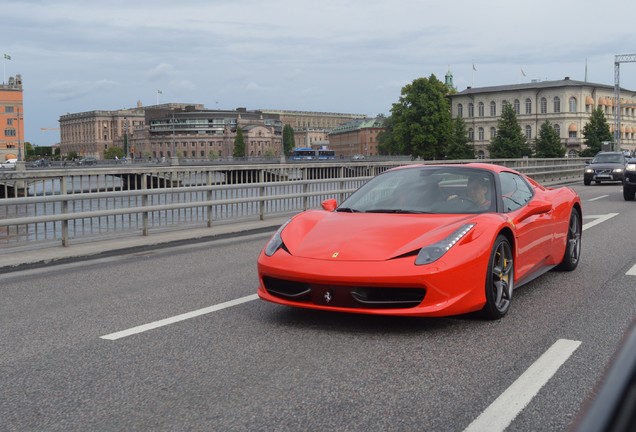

257,163,582,319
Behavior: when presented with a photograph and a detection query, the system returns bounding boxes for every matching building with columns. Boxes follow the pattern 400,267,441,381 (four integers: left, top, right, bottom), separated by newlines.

449,77,636,157
1,74,24,162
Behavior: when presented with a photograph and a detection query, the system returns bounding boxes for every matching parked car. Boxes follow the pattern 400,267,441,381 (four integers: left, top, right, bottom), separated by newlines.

76,157,98,166
1,158,17,169
30,158,52,168
583,151,628,185
622,155,636,200
352,154,365,161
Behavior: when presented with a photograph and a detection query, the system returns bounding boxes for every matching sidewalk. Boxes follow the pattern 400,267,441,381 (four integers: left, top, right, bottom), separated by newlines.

0,217,288,274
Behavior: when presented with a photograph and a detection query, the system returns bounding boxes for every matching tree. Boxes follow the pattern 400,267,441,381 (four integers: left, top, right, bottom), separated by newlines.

104,146,125,160
445,117,474,159
282,124,295,155
534,121,565,158
581,106,613,156
233,127,245,158
379,74,452,159
488,103,531,158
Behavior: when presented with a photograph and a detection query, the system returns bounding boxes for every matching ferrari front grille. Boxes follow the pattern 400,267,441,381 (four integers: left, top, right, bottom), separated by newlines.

262,276,425,309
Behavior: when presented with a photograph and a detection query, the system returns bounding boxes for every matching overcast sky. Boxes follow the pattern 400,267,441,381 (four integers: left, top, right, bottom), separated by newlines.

3,0,636,146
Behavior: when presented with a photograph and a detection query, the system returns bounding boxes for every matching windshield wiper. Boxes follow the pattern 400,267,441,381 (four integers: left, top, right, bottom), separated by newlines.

336,207,361,213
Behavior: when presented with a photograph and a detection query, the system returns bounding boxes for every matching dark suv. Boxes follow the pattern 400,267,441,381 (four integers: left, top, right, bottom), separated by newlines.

623,155,636,200
583,151,627,185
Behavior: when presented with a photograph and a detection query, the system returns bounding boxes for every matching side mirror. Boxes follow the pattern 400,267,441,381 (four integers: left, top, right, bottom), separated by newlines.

321,199,337,212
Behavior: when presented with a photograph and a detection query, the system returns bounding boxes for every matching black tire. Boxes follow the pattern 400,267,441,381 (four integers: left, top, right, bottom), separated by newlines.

555,208,582,271
481,235,514,320
583,178,591,186
623,186,636,201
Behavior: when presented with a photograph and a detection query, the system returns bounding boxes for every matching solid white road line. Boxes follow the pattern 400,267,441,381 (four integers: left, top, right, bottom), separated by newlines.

627,263,636,276
582,213,618,231
463,339,581,432
100,294,259,340
588,195,609,202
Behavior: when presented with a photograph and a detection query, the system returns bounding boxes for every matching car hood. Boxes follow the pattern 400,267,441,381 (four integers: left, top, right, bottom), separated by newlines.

281,210,478,261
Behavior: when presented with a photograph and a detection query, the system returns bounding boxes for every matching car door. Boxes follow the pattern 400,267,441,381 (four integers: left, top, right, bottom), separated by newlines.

500,171,555,281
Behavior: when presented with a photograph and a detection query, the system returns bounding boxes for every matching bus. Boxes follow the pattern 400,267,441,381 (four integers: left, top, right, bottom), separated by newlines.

317,148,336,160
290,148,316,160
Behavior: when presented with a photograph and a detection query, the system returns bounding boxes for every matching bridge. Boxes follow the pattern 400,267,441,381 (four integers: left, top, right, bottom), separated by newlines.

0,158,585,250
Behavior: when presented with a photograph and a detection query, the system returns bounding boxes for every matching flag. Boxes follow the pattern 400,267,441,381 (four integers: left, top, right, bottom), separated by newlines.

472,63,477,71
3,54,10,60
157,90,162,94
521,68,526,77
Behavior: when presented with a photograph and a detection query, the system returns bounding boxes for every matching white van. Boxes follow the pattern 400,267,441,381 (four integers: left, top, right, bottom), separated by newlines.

1,158,17,169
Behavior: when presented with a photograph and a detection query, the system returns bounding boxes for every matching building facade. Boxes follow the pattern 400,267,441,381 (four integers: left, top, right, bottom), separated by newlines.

449,77,636,157
259,109,367,131
59,104,284,160
327,116,385,157
1,74,24,162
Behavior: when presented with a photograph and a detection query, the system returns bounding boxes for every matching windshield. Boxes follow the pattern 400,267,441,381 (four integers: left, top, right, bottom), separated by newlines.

592,154,624,164
339,166,496,214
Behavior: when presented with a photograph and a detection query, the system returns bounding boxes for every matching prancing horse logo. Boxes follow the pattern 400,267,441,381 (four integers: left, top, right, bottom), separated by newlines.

324,291,332,303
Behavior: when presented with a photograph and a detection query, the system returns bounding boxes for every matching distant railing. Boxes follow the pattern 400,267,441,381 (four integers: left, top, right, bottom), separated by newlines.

0,158,585,250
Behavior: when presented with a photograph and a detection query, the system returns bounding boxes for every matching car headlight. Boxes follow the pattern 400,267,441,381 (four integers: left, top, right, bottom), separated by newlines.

613,168,624,173
585,168,594,173
264,219,292,256
415,224,475,265
626,163,636,172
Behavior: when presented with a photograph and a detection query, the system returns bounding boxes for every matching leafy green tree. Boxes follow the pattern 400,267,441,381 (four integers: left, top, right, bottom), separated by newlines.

104,146,125,160
282,124,295,155
379,74,452,160
445,117,474,159
488,103,531,158
534,121,565,158
233,127,245,158
581,106,613,156
377,115,400,155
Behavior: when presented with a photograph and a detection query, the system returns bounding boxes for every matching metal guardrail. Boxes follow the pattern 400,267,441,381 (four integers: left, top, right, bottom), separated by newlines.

0,158,585,249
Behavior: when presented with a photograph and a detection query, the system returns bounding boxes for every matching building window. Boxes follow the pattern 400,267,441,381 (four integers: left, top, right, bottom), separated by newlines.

554,124,561,137
541,97,547,114
514,99,520,114
525,125,532,140
569,130,577,138
490,101,496,116
569,97,577,113
5,106,14,113
554,97,561,113
457,104,463,118
478,102,484,117
4,129,16,136
478,127,484,140
7,118,13,126
490,127,496,138
468,103,474,118
525,98,532,114
468,128,474,140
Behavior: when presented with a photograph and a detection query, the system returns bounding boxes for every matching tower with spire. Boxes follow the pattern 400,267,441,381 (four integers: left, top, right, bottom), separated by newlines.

445,68,456,92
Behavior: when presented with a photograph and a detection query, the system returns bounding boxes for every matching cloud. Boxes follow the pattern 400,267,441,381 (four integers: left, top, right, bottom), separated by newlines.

146,63,175,81
46,79,119,102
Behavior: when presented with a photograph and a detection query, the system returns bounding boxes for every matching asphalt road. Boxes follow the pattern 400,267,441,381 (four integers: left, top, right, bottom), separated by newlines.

1,182,635,431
